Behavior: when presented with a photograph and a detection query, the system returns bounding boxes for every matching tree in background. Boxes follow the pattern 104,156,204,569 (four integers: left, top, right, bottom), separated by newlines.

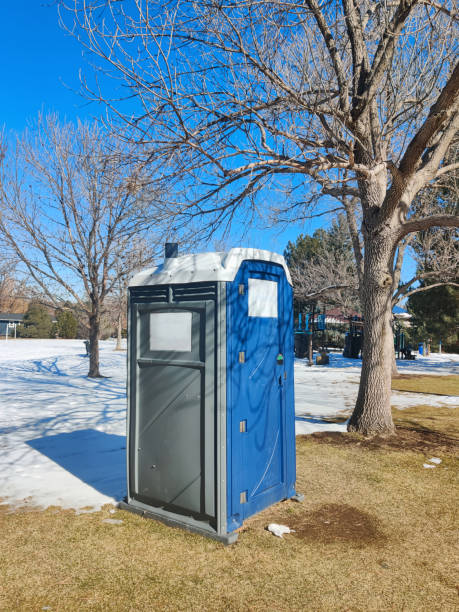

20,303,53,339
285,215,359,313
63,1,459,433
0,251,28,313
55,309,78,339
408,285,458,353
406,147,458,352
0,114,168,377
107,240,155,351
393,146,458,306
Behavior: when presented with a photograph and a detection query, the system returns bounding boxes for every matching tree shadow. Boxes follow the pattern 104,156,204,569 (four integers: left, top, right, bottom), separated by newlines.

296,413,349,424
27,429,126,501
295,355,362,369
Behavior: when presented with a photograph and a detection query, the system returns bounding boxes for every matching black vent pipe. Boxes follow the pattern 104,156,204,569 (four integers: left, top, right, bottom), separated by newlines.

165,242,178,259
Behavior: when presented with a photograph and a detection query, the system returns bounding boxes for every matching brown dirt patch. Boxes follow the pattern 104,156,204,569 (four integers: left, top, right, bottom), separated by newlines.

306,427,459,454
284,503,385,546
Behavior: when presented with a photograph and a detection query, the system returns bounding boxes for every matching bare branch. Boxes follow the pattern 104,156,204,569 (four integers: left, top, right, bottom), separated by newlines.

398,214,459,239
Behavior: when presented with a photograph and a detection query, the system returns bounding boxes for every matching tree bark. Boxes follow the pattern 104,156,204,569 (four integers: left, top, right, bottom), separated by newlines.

88,306,102,378
115,312,122,351
308,332,313,366
348,227,396,435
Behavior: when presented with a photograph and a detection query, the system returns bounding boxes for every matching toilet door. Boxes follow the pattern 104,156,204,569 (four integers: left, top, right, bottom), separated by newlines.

129,297,216,523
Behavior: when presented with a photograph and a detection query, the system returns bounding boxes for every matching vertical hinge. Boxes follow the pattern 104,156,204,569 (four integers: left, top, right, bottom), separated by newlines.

238,351,245,363
238,284,245,295
240,491,247,504
239,419,247,433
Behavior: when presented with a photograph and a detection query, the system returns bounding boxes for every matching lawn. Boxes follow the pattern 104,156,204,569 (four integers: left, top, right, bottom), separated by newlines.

1,405,457,612
392,374,459,397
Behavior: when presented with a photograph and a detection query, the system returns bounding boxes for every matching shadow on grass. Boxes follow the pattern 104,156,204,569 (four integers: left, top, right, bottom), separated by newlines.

27,429,126,500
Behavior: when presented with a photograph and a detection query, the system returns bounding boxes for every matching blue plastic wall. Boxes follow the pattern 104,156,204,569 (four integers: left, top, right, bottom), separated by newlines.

225,260,296,532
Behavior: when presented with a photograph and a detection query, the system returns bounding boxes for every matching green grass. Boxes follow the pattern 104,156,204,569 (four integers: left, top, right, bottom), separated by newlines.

392,374,459,396
0,405,458,611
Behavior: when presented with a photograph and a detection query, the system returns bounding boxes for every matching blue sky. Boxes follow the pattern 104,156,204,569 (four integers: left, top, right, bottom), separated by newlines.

0,3,327,256
0,3,98,130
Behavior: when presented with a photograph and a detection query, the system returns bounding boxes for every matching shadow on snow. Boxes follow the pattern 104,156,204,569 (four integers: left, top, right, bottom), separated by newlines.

27,429,126,501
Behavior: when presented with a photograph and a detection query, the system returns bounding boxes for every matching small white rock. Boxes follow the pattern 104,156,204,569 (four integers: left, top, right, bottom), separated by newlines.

423,464,436,469
267,523,295,538
428,457,442,464
102,518,123,525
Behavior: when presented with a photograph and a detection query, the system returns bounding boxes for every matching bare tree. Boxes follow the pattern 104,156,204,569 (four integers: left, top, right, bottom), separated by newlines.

106,239,155,351
395,150,459,303
62,1,459,432
287,215,360,313
0,114,168,377
0,250,28,313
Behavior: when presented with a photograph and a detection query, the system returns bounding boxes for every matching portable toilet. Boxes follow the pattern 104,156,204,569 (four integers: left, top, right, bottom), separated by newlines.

120,246,299,543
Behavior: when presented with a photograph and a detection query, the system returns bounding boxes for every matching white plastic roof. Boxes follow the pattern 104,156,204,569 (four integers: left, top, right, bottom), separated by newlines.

129,247,292,287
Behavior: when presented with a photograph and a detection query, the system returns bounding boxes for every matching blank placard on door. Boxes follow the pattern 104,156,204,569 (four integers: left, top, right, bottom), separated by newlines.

149,312,192,352
248,278,278,318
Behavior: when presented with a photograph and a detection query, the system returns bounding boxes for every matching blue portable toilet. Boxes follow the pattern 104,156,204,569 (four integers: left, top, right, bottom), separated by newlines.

120,246,299,543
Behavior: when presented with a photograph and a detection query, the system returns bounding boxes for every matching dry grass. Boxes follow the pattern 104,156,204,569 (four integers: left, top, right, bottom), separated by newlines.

392,374,459,396
1,406,458,612
393,404,459,438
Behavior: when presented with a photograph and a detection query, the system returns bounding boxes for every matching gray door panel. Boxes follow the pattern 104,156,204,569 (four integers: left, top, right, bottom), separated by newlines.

137,364,203,514
130,298,216,523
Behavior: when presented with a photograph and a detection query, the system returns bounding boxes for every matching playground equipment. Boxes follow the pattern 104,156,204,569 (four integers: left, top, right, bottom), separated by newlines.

394,321,416,359
343,316,363,358
294,305,328,362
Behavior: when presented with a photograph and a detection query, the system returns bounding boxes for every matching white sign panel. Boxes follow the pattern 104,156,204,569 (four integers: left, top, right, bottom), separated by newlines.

248,278,278,318
149,311,192,352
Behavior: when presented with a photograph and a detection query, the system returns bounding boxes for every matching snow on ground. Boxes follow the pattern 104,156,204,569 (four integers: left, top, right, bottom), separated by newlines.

0,340,457,511
0,340,126,512
294,351,459,435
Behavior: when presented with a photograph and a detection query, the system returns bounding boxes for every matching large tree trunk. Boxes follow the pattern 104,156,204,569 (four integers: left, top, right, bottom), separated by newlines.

88,306,102,378
348,228,395,435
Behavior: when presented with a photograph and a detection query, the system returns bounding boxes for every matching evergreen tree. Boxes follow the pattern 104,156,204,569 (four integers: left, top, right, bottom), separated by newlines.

284,232,324,268
56,310,78,339
20,303,53,338
408,285,458,353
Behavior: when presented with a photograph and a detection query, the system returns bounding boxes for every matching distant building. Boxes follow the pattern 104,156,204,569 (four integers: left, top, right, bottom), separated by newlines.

324,307,361,325
0,313,24,336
